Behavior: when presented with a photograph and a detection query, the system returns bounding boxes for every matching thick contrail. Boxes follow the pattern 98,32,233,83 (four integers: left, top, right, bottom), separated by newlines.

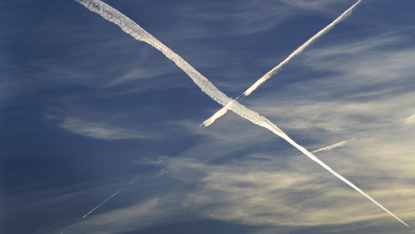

201,0,362,128
75,0,411,229
60,175,142,234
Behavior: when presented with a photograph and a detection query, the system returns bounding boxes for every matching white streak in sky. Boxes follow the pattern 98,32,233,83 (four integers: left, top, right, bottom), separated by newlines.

404,113,415,125
157,155,168,164
200,103,230,128
75,0,412,229
60,175,142,234
201,0,362,128
311,139,352,154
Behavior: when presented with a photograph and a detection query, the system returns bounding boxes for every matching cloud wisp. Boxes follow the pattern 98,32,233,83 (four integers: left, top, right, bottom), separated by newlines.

200,0,362,128
59,117,152,140
404,114,415,125
75,0,411,229
60,175,142,234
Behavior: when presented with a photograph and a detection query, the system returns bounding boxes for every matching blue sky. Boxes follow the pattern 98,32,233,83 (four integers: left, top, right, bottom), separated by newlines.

1,0,414,233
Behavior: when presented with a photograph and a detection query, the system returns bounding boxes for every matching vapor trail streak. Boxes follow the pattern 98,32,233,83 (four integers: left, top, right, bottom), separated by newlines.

312,139,349,154
75,0,411,229
201,0,362,128
60,175,142,234
157,155,168,164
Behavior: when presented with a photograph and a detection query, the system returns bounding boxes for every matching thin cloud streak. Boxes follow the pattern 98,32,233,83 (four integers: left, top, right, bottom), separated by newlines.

75,0,411,228
200,0,362,128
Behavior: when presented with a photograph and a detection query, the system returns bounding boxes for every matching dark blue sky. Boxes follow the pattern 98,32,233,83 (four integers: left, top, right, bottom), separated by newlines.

1,0,414,233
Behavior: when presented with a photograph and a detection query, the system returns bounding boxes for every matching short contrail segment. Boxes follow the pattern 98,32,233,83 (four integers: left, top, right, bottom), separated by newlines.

157,155,168,164
200,0,362,128
75,0,411,229
312,139,350,154
60,175,142,234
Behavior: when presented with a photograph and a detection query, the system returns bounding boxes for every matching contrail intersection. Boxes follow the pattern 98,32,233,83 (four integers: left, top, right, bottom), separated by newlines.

74,0,412,229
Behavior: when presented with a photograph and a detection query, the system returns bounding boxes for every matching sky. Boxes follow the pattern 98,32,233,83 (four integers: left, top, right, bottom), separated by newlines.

0,0,414,234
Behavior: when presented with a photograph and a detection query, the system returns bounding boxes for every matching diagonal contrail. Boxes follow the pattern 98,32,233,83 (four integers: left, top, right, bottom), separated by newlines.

60,175,142,234
311,139,353,154
157,155,168,164
200,0,362,128
75,0,412,229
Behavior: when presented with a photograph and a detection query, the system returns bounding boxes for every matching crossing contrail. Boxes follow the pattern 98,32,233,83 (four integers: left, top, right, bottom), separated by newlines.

60,175,142,234
201,0,362,128
75,0,411,229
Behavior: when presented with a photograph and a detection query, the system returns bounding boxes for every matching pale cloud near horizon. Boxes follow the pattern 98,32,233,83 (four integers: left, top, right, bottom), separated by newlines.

163,133,414,227
178,160,413,226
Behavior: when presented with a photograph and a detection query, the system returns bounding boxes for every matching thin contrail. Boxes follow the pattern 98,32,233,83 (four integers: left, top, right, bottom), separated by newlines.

60,175,142,234
311,139,351,154
75,0,411,229
157,155,168,164
200,0,362,128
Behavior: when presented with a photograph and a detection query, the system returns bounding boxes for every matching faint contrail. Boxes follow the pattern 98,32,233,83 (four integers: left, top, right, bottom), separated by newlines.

200,0,362,128
311,139,352,154
157,155,168,164
60,175,142,234
75,0,411,229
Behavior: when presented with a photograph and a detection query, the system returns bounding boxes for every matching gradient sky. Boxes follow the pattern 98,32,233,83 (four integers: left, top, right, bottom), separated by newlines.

1,0,414,234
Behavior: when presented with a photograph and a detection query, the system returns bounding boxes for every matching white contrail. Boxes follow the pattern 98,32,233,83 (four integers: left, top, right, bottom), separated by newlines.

200,102,232,128
312,139,349,154
75,0,411,229
201,0,362,128
60,175,142,234
157,155,168,164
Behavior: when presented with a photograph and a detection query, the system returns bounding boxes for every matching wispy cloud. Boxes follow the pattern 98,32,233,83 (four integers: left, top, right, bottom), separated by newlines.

173,0,357,38
173,149,414,227
404,114,415,125
59,118,153,140
107,66,176,87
